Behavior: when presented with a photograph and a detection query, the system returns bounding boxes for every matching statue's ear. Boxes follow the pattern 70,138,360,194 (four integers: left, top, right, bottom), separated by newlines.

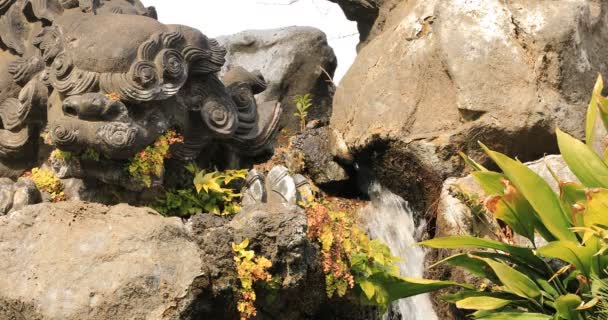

0,1,30,55
32,25,65,62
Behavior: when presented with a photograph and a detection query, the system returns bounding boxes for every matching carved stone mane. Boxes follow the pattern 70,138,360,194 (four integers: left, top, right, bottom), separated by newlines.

0,0,282,183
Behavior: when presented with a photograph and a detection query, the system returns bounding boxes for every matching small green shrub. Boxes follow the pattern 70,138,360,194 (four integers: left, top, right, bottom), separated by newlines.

81,148,101,162
154,164,247,217
127,129,183,187
293,94,312,132
305,200,460,311
232,239,273,320
50,149,73,162
25,167,65,202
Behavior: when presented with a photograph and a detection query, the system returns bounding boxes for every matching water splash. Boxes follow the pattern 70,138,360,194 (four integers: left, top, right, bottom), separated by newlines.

360,182,437,320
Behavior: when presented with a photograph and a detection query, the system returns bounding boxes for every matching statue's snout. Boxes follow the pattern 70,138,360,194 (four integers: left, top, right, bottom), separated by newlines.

62,93,128,122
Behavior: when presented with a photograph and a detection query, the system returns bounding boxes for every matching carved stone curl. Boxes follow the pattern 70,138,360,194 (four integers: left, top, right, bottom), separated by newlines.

0,0,282,187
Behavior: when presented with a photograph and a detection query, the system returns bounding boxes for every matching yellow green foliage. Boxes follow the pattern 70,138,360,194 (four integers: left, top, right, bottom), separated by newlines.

418,75,608,320
306,200,460,310
127,129,183,187
154,164,247,217
293,94,312,132
50,149,73,162
25,167,65,202
81,148,101,161
232,239,272,320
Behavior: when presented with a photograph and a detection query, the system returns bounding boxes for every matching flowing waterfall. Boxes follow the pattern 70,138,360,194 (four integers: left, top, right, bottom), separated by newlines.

360,182,438,320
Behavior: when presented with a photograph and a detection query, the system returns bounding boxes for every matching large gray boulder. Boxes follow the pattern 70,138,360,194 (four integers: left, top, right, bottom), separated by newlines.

0,202,203,320
218,27,337,134
328,0,398,49
330,0,608,211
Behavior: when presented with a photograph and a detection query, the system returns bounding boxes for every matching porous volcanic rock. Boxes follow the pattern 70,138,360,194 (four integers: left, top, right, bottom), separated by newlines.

188,200,378,320
330,0,608,211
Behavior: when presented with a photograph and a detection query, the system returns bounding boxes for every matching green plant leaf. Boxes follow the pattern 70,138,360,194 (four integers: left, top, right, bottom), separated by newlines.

472,171,505,195
441,291,516,303
456,296,513,311
481,144,577,243
555,294,582,320
358,279,376,300
586,75,603,148
194,171,223,194
485,181,536,243
430,253,497,282
474,312,552,319
476,257,541,300
537,241,597,277
557,128,608,189
584,189,608,228
461,152,488,172
420,236,545,270
374,274,471,302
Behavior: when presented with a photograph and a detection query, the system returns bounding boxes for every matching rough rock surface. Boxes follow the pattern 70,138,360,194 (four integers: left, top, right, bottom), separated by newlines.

188,171,377,320
218,27,337,133
428,155,576,319
330,0,608,211
328,0,400,49
0,201,203,320
0,197,376,320
289,127,351,186
0,177,41,215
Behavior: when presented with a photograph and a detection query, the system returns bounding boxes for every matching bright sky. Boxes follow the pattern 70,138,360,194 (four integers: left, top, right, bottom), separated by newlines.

142,0,358,82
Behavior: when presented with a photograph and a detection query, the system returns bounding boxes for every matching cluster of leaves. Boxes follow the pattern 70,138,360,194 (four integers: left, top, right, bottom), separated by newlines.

293,94,312,132
305,200,461,311
81,148,101,161
417,76,608,319
232,239,273,320
51,148,101,163
50,149,73,162
24,167,65,202
595,277,608,319
154,164,247,217
127,129,183,187
105,92,122,101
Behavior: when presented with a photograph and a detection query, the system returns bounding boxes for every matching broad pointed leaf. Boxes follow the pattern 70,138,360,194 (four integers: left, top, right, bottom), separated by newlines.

555,294,582,320
474,312,552,320
476,257,541,300
584,189,608,228
456,296,512,311
481,144,577,242
461,152,488,172
537,241,596,277
420,236,545,270
586,75,603,148
485,180,536,242
557,128,608,189
472,171,505,195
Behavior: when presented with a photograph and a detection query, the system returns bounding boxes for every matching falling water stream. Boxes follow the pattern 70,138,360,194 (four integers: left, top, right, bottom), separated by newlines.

360,182,438,320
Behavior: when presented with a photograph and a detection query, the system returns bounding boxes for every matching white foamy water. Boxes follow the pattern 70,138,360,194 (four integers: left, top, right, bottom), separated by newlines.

360,182,437,320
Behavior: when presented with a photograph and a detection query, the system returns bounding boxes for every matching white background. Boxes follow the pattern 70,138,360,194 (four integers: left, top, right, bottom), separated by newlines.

142,0,358,82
